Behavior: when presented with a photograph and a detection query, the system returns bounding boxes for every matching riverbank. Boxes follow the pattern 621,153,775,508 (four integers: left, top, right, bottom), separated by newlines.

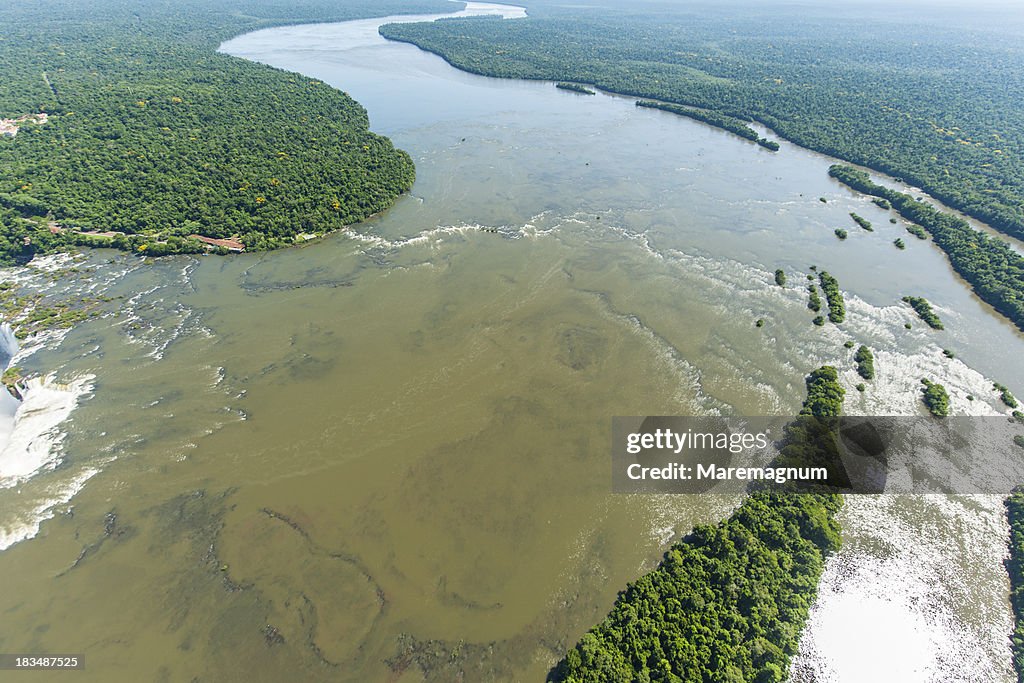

0,0,534,555
378,20,1024,341
376,6,1024,244
0,1,464,267
0,5,1017,682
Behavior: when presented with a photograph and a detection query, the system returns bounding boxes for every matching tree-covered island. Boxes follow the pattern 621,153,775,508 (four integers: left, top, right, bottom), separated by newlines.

831,165,1023,331
556,82,596,95
902,296,944,330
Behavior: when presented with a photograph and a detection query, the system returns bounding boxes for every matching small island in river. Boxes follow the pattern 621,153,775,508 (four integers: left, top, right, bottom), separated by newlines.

556,82,595,95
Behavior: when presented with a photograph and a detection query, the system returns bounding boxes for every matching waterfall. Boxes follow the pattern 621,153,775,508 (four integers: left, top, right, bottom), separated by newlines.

0,318,96,549
0,321,18,366
0,322,21,454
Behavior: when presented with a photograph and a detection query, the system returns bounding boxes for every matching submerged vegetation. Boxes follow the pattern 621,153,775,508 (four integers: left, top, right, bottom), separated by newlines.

906,224,929,240
0,274,108,339
996,383,1019,409
774,269,786,287
1,366,23,399
834,229,848,240
902,296,944,330
550,367,845,683
0,0,451,265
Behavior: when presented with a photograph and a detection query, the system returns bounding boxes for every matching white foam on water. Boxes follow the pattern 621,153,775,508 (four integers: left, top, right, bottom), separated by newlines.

339,209,584,256
339,222,483,252
577,225,1019,680
793,494,1013,683
847,347,1007,418
0,374,95,486
0,322,21,457
118,290,206,363
0,466,102,551
0,253,154,552
611,308,722,415
10,327,77,366
0,389,19,463
15,252,79,274
0,367,98,552
0,321,18,359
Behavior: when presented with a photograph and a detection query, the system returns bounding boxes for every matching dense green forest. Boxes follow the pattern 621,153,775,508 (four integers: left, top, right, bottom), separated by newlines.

1006,490,1024,682
854,345,874,381
0,0,454,264
921,379,951,417
996,383,1019,409
818,272,845,324
902,296,944,330
550,366,845,682
807,284,821,313
830,165,1024,331
380,4,1024,242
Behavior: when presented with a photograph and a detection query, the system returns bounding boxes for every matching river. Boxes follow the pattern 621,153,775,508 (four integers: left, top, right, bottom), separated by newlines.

0,2,1020,681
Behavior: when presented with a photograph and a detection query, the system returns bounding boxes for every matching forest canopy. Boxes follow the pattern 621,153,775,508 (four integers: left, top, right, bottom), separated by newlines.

0,0,455,264
381,3,1024,242
830,164,1024,332
550,366,846,682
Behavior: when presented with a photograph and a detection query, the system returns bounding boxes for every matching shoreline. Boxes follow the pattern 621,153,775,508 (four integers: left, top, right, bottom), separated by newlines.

1,2,458,268
376,27,1024,255
0,1,523,554
0,9,1019,680
373,28,1024,336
